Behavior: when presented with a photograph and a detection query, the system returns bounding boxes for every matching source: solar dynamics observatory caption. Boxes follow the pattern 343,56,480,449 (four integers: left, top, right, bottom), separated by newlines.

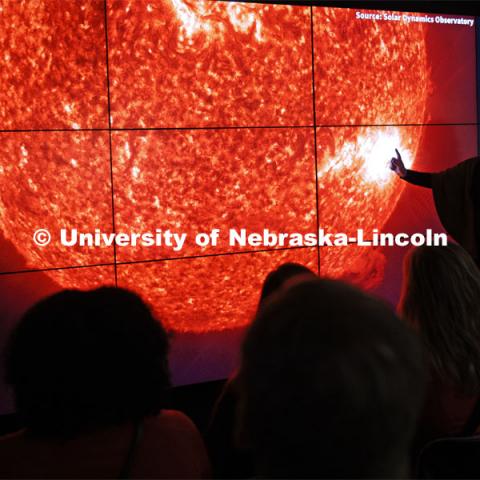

355,12,475,27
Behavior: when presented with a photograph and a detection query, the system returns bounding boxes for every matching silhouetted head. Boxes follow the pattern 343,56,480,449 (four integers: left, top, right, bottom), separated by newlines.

238,278,425,479
5,287,170,437
259,262,316,304
399,243,480,394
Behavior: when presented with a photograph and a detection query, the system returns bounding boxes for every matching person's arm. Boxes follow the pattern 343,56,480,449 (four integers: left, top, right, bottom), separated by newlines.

390,149,432,189
402,170,433,189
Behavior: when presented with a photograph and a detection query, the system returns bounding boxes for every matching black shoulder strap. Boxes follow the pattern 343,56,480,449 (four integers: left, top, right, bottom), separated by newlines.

461,398,480,437
118,420,144,479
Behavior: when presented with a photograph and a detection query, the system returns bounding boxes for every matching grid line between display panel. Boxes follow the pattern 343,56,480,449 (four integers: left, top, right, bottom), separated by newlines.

103,0,118,285
1,122,479,134
0,262,117,277
0,245,317,277
310,6,321,276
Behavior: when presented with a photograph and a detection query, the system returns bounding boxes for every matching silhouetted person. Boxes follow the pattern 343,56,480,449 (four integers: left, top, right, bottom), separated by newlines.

398,244,480,451
390,149,480,262
258,262,317,304
0,287,210,479
207,263,316,478
237,278,426,479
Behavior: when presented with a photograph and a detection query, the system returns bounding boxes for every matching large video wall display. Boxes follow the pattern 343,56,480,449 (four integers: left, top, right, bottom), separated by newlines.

0,0,477,397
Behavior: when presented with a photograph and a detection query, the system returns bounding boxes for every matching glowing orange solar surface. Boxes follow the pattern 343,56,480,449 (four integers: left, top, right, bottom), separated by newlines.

107,0,313,127
113,128,316,262
0,0,108,129
0,132,114,275
118,248,318,332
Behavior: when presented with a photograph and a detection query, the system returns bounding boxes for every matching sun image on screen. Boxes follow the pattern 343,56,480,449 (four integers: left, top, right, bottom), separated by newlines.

0,0,477,402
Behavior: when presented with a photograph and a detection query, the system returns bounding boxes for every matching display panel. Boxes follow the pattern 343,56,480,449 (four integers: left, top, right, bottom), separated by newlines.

117,247,318,333
313,8,476,125
0,0,477,410
118,247,318,384
0,0,108,129
0,131,115,274
107,1,313,128
112,128,317,262
317,124,478,290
